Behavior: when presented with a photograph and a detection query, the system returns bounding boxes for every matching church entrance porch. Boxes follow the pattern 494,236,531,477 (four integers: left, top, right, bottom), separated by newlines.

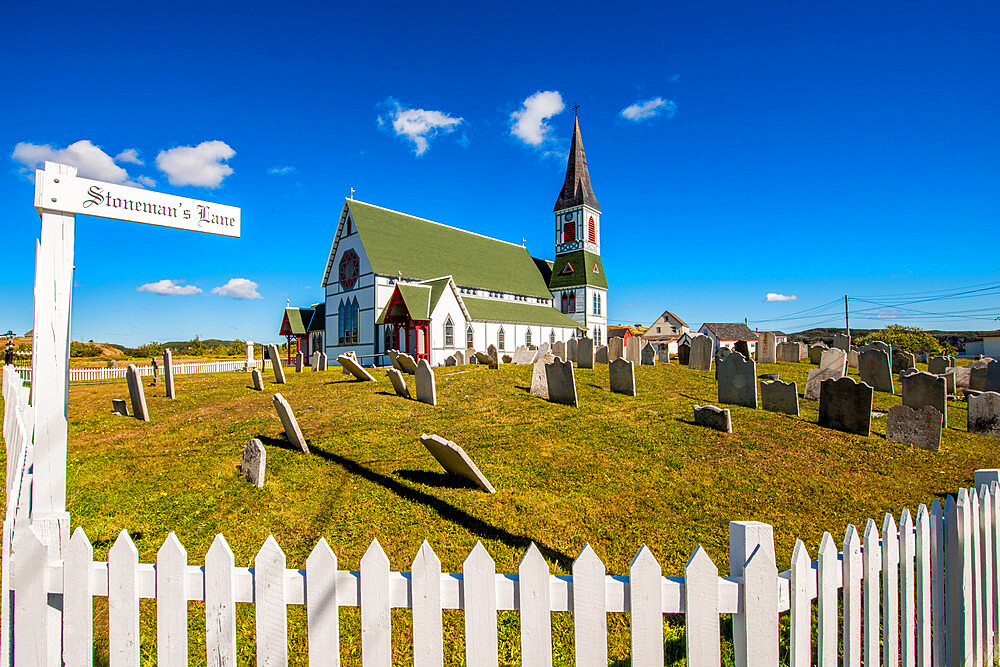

380,287,431,362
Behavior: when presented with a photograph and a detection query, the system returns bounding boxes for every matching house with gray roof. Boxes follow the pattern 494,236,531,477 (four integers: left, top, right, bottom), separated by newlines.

698,323,760,356
642,310,689,356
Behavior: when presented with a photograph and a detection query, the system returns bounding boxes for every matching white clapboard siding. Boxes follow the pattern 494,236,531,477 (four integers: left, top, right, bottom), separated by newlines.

519,543,553,666
109,530,140,667
685,545,720,667
900,509,916,667
464,541,499,667
817,532,839,667
411,540,442,667
157,532,188,666
255,536,289,665
306,538,340,667
787,540,810,667
205,534,238,666
572,544,607,667
361,539,391,667
882,513,900,667
629,545,663,667
844,525,863,667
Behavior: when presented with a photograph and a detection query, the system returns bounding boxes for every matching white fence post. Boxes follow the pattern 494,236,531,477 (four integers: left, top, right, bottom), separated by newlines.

729,521,777,667
306,538,341,667
64,527,94,666
463,542,498,667
572,544,607,667
360,539,391,667
156,533,188,666
410,541,441,667
817,532,839,667
205,534,237,666
254,536,288,665
685,545,720,667
843,525,863,667
629,545,663,666
788,541,811,667
883,513,900,667
518,543,552,666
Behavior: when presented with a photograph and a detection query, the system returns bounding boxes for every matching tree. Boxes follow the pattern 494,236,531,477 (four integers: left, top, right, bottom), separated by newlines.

856,325,942,354
226,339,246,356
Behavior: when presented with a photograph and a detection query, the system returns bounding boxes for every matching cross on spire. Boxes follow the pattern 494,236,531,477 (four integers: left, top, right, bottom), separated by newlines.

572,103,580,116
349,186,355,199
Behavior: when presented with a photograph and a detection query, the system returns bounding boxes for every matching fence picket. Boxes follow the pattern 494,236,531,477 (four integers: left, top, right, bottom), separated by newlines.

992,482,1000,657
863,520,881,667
684,545,720,667
900,509,915,667
411,540,443,667
361,539,391,667
931,498,946,665
883,513,900,667
205,534,237,666
572,544,607,667
306,537,340,667
947,492,973,664
629,545,663,666
915,504,932,667
970,489,983,665
979,486,994,666
787,541,810,667
156,532,188,666
109,530,140,667
255,536,288,665
843,525,863,667
13,526,48,665
64,527,94,666
463,542,498,667
817,532,838,667
519,543,552,666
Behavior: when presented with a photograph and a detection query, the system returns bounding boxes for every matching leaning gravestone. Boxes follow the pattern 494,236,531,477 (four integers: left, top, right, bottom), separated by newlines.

251,368,264,391
530,353,556,398
968,392,1000,437
987,360,1000,393
339,351,358,375
126,364,150,422
475,351,497,368
819,348,848,377
641,342,656,366
111,398,129,416
657,345,670,363
387,368,410,398
387,349,402,371
397,353,418,374
833,333,851,352
566,338,578,363
608,337,624,362
268,344,286,384
859,349,893,394
901,371,947,427
595,345,609,364
776,342,800,363
544,358,578,407
338,354,375,382
296,352,304,373
609,358,636,396
892,351,916,374
808,344,827,365
717,353,758,409
626,337,643,365
757,332,777,364
805,368,842,401
552,341,566,361
678,343,691,366
693,405,732,433
818,377,873,437
241,438,267,488
688,334,714,371
577,337,595,369
163,348,176,399
887,405,942,451
272,393,308,453
734,339,750,360
848,348,860,369
419,434,496,493
415,359,437,406
760,380,799,416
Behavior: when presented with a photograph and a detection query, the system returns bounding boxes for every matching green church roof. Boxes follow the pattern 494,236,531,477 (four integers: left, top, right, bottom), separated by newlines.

549,251,608,289
280,307,314,336
462,298,586,329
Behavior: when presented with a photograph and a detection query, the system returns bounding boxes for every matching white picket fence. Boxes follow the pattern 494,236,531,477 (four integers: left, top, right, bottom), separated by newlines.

11,357,288,384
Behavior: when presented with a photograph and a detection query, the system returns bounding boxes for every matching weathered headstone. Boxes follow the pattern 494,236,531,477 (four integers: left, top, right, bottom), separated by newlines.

566,338,578,363
268,344,286,384
163,348,175,399
808,343,828,365
716,347,731,363
657,345,670,363
776,342,801,363
818,377,873,436
819,348,848,377
475,351,497,368
947,366,970,390
502,354,512,364
111,398,128,416
415,359,437,406
387,349,401,371
609,358,636,396
487,344,499,362
901,371,947,427
987,360,1000,393
848,348,860,369
544,358,578,407
859,349,893,394
968,392,1000,437
341,352,358,375
833,333,851,353
338,354,375,382
608,337,624,362
887,405,942,451
397,353,418,374
805,368,841,401
272,393,308,453
892,351,916,374
512,346,534,365
251,368,264,391
940,370,956,396
688,334,714,371
387,368,410,398
693,405,732,433
760,380,799,416
312,351,321,372
865,341,892,370
971,365,988,392
577,337,595,369
530,353,555,398
246,341,254,370
296,352,304,373
241,438,267,488
444,356,457,367
552,340,566,361
640,342,656,366
734,340,750,360
465,347,477,364
757,332,777,364
717,352,758,409
126,364,150,422
419,434,496,493
319,352,329,372
595,345,609,364
626,336,643,365
927,356,954,375
452,350,465,365
678,343,691,366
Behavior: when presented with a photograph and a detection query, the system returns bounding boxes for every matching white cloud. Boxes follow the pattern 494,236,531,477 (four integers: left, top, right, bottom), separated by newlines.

155,140,235,188
766,293,798,302
114,148,144,165
267,166,296,175
211,278,262,300
377,98,463,156
11,140,143,185
510,90,564,147
620,97,678,122
136,175,157,188
137,279,202,296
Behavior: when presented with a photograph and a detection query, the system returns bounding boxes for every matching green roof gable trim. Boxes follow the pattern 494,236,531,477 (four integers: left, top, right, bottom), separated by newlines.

548,251,607,289
462,298,586,329
345,200,555,299
280,307,314,336
375,278,454,325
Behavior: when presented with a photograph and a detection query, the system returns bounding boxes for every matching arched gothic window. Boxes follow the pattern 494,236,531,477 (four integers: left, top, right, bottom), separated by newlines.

340,298,359,344
498,327,505,351
525,328,532,346
466,325,474,349
588,216,596,243
549,329,556,345
338,301,346,343
444,317,454,347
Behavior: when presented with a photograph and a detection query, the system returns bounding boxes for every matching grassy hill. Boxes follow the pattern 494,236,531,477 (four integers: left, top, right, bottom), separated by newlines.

4,358,994,663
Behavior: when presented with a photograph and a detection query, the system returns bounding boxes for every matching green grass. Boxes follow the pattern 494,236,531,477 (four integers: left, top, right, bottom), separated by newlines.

2,358,994,664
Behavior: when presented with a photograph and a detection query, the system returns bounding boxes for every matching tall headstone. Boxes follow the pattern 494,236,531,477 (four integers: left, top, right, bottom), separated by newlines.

251,368,264,391
387,368,410,398
901,371,947,427
272,393,308,453
808,344,827,365
241,439,267,488
940,370,956,396
487,344,499,362
717,353,758,409
609,358,636,396
552,340,566,361
678,343,691,366
544,358,578,407
818,377,873,437
833,333,851,353
859,349,893,394
452,350,465,365
530,353,556,398
693,405,732,433
595,345,609,364
757,332,777,364
887,405,942,451
246,340,254,370
566,338,578,363
465,347,476,364
968,392,1000,437
804,368,841,401
734,340,750,360
387,349,402,371
296,352,304,373
268,344,286,384
626,336,643,365
776,342,800,363
947,366,970,390
688,334,714,371
760,380,799,416
415,359,437,406
848,347,860,369
163,348,175,399
576,337,595,369
608,336,624,362
819,348,848,377
338,354,375,381
640,342,656,366
971,365,988,392
865,341,892,370
126,364,149,422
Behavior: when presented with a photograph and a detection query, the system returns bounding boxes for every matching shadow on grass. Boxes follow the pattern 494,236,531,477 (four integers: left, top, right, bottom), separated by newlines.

256,434,309,454
396,469,478,490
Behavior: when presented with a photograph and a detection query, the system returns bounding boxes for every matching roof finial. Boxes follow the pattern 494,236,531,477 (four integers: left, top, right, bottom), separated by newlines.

572,103,580,117
522,238,527,247
349,186,355,199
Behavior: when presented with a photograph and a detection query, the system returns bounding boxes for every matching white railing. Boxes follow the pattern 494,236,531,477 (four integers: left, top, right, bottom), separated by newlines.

11,357,289,383
7,483,998,665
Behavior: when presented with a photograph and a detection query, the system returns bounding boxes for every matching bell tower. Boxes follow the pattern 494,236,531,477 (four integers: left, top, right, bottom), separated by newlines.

553,116,601,255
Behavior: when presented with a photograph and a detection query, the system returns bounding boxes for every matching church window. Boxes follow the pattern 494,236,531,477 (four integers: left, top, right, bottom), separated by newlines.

596,327,602,345
339,250,359,290
525,328,532,346
345,216,352,236
593,293,601,315
588,216,596,243
338,301,346,343
498,327,505,351
466,325,474,349
561,292,568,313
444,317,454,347
566,291,576,313
563,221,576,242
560,262,574,275
549,330,556,345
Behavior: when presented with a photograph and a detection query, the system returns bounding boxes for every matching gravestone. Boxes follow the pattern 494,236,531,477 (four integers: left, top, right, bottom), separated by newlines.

887,405,942,451
339,351,358,375
776,342,800,363
126,364,150,422
397,353,418,374
444,356,457,367
246,341,255,370
251,368,264,391
657,345,670,363
296,352,304,373
808,344,827,365
971,365,988,391
241,438,267,488
577,337,595,369
272,393,308,453
312,351,321,372
940,370,956,396
512,346,534,365
928,356,954,375
759,373,779,381
805,368,842,401
716,347,731,363
502,354,512,364
693,405,732,433
968,392,1000,437
987,360,1000,392
111,398,128,416
833,333,851,352
859,349,893,393
387,349,401,371
419,434,496,493
901,371,947,427
387,368,410,398
566,338,578,363
595,345,609,364
892,351,916,374
475,351,497,368
487,344,499,363
530,353,556,398
552,341,566,361
689,334,714,371
319,352,328,372
452,350,465,365
848,348,860,369
641,342,656,366
760,380,799,416
717,353,758,409
865,341,892,370
465,347,477,364
268,344,286,384
163,348,175,399
734,340,750,360
544,358,578,407
948,366,970,390
678,343,691,366
609,358,636,396
608,337,624,362
818,377,873,436
626,336,643,365
338,354,375,382
415,359,437,406
819,348,848,377
900,367,920,382
757,332,777,364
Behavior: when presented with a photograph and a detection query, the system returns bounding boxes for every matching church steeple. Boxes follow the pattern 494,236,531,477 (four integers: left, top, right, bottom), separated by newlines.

553,116,601,213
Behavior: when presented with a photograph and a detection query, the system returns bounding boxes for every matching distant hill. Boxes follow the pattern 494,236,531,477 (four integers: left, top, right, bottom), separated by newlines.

790,327,987,350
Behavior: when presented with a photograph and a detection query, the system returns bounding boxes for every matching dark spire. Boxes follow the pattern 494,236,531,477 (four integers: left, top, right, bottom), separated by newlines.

553,116,601,213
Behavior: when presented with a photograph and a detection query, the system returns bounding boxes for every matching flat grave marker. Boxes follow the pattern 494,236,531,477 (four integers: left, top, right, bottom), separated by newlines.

419,434,496,493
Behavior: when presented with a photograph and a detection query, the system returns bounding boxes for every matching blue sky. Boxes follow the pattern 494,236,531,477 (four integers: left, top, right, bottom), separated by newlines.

2,1,998,346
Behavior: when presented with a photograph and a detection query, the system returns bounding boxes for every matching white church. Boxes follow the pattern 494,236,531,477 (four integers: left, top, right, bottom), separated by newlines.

282,118,609,366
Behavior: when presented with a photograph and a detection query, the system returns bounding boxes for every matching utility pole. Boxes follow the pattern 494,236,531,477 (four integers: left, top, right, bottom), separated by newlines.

845,295,850,337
